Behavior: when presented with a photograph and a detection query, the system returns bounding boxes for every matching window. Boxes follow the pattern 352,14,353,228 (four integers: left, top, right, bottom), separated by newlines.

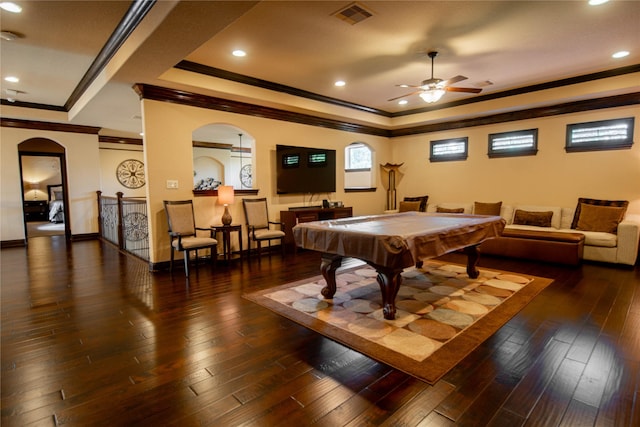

566,117,634,152
345,143,372,171
488,129,538,158
344,142,375,190
430,137,468,162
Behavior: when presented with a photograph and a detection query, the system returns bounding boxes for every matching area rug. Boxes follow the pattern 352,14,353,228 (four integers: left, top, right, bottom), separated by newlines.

244,260,553,384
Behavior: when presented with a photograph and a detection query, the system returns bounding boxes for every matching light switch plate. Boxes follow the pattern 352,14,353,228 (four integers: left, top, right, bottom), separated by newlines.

166,180,178,189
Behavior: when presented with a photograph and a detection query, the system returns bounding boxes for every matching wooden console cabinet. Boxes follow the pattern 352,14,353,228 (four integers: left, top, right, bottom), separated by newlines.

280,206,353,249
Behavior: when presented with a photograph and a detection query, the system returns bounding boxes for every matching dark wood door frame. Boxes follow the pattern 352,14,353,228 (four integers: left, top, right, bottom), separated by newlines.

18,139,71,242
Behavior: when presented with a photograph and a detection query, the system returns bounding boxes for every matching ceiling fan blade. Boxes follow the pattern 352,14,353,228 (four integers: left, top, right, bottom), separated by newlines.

444,86,482,94
395,84,421,88
440,75,467,86
387,90,422,101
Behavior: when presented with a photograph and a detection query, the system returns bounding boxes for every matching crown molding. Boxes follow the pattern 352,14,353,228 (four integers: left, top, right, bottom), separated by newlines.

390,92,640,137
175,60,391,117
64,0,156,111
134,83,639,138
395,64,640,117
0,117,100,134
99,135,143,145
4,90,636,140
133,83,390,137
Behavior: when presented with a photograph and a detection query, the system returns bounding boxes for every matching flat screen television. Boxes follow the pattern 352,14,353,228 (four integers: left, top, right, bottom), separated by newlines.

276,144,336,194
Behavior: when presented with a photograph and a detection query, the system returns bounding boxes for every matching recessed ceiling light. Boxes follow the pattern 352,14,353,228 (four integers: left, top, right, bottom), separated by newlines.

0,31,18,41
4,76,19,83
398,100,408,105
612,50,629,59
334,80,346,87
588,0,609,5
232,50,246,57
0,2,22,13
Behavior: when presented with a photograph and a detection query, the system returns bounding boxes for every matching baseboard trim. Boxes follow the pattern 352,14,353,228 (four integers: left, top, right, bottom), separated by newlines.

1,239,27,248
71,233,99,241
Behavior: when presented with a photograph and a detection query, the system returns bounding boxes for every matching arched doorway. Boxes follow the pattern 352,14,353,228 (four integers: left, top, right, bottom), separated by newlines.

18,138,71,241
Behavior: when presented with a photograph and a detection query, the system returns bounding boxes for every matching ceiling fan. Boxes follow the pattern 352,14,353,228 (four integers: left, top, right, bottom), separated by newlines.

388,51,482,103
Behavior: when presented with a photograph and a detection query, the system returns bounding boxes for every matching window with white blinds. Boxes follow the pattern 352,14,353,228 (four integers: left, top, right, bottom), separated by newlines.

488,129,538,158
430,137,468,162
566,117,634,152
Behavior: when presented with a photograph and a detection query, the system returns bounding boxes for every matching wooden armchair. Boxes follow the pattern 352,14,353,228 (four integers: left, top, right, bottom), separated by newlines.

163,200,217,277
242,198,285,258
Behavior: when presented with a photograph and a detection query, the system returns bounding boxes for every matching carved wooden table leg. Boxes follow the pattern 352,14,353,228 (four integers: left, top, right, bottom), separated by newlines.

463,244,480,278
373,266,403,320
320,254,343,299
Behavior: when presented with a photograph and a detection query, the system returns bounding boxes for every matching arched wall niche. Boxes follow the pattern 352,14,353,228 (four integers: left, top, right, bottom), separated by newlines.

191,123,255,193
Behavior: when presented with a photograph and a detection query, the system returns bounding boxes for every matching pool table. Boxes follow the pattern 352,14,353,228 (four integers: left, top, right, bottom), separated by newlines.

293,212,506,319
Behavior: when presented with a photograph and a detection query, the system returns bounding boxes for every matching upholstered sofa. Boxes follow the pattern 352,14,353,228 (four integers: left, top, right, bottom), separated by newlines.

425,199,640,266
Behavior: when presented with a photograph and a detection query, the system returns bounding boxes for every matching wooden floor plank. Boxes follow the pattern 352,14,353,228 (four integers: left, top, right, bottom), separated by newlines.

523,358,586,427
1,237,639,426
499,338,571,419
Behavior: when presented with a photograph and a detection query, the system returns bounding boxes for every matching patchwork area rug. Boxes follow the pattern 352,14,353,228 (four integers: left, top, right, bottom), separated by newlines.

244,260,553,384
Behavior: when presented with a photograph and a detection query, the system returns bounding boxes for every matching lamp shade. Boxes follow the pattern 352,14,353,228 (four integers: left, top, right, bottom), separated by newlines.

218,185,235,205
26,182,41,200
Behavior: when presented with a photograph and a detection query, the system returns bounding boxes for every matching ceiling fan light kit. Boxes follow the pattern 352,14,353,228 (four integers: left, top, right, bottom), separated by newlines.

419,88,446,103
389,51,482,104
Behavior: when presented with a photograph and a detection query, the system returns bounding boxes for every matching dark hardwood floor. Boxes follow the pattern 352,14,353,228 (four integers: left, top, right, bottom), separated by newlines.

2,236,639,426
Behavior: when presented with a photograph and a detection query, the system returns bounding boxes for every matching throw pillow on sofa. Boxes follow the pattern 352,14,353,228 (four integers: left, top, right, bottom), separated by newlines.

575,203,627,234
474,201,502,216
437,206,465,213
513,209,553,227
403,195,428,212
571,197,628,230
399,201,422,212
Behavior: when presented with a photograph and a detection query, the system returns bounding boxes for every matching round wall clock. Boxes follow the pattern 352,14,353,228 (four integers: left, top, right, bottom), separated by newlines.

116,159,145,189
240,164,252,188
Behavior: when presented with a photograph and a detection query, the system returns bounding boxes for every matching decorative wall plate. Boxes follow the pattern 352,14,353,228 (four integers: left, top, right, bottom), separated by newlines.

123,212,148,241
116,159,145,189
240,164,252,188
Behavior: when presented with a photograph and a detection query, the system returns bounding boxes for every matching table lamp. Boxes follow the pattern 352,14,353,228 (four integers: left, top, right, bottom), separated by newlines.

218,185,235,226
27,182,41,200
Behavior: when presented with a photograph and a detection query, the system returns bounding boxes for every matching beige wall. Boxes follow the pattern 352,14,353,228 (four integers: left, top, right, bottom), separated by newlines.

141,97,640,266
99,143,146,197
1,127,101,241
141,99,391,263
1,75,638,268
391,105,640,214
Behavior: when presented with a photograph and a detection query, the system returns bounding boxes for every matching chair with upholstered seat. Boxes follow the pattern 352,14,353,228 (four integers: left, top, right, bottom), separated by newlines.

242,198,285,258
164,200,217,277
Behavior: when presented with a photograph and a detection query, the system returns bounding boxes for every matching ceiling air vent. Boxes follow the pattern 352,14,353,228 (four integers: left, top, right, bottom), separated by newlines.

333,2,373,25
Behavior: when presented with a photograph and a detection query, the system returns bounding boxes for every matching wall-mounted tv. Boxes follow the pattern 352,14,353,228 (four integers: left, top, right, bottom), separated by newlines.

276,144,336,194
